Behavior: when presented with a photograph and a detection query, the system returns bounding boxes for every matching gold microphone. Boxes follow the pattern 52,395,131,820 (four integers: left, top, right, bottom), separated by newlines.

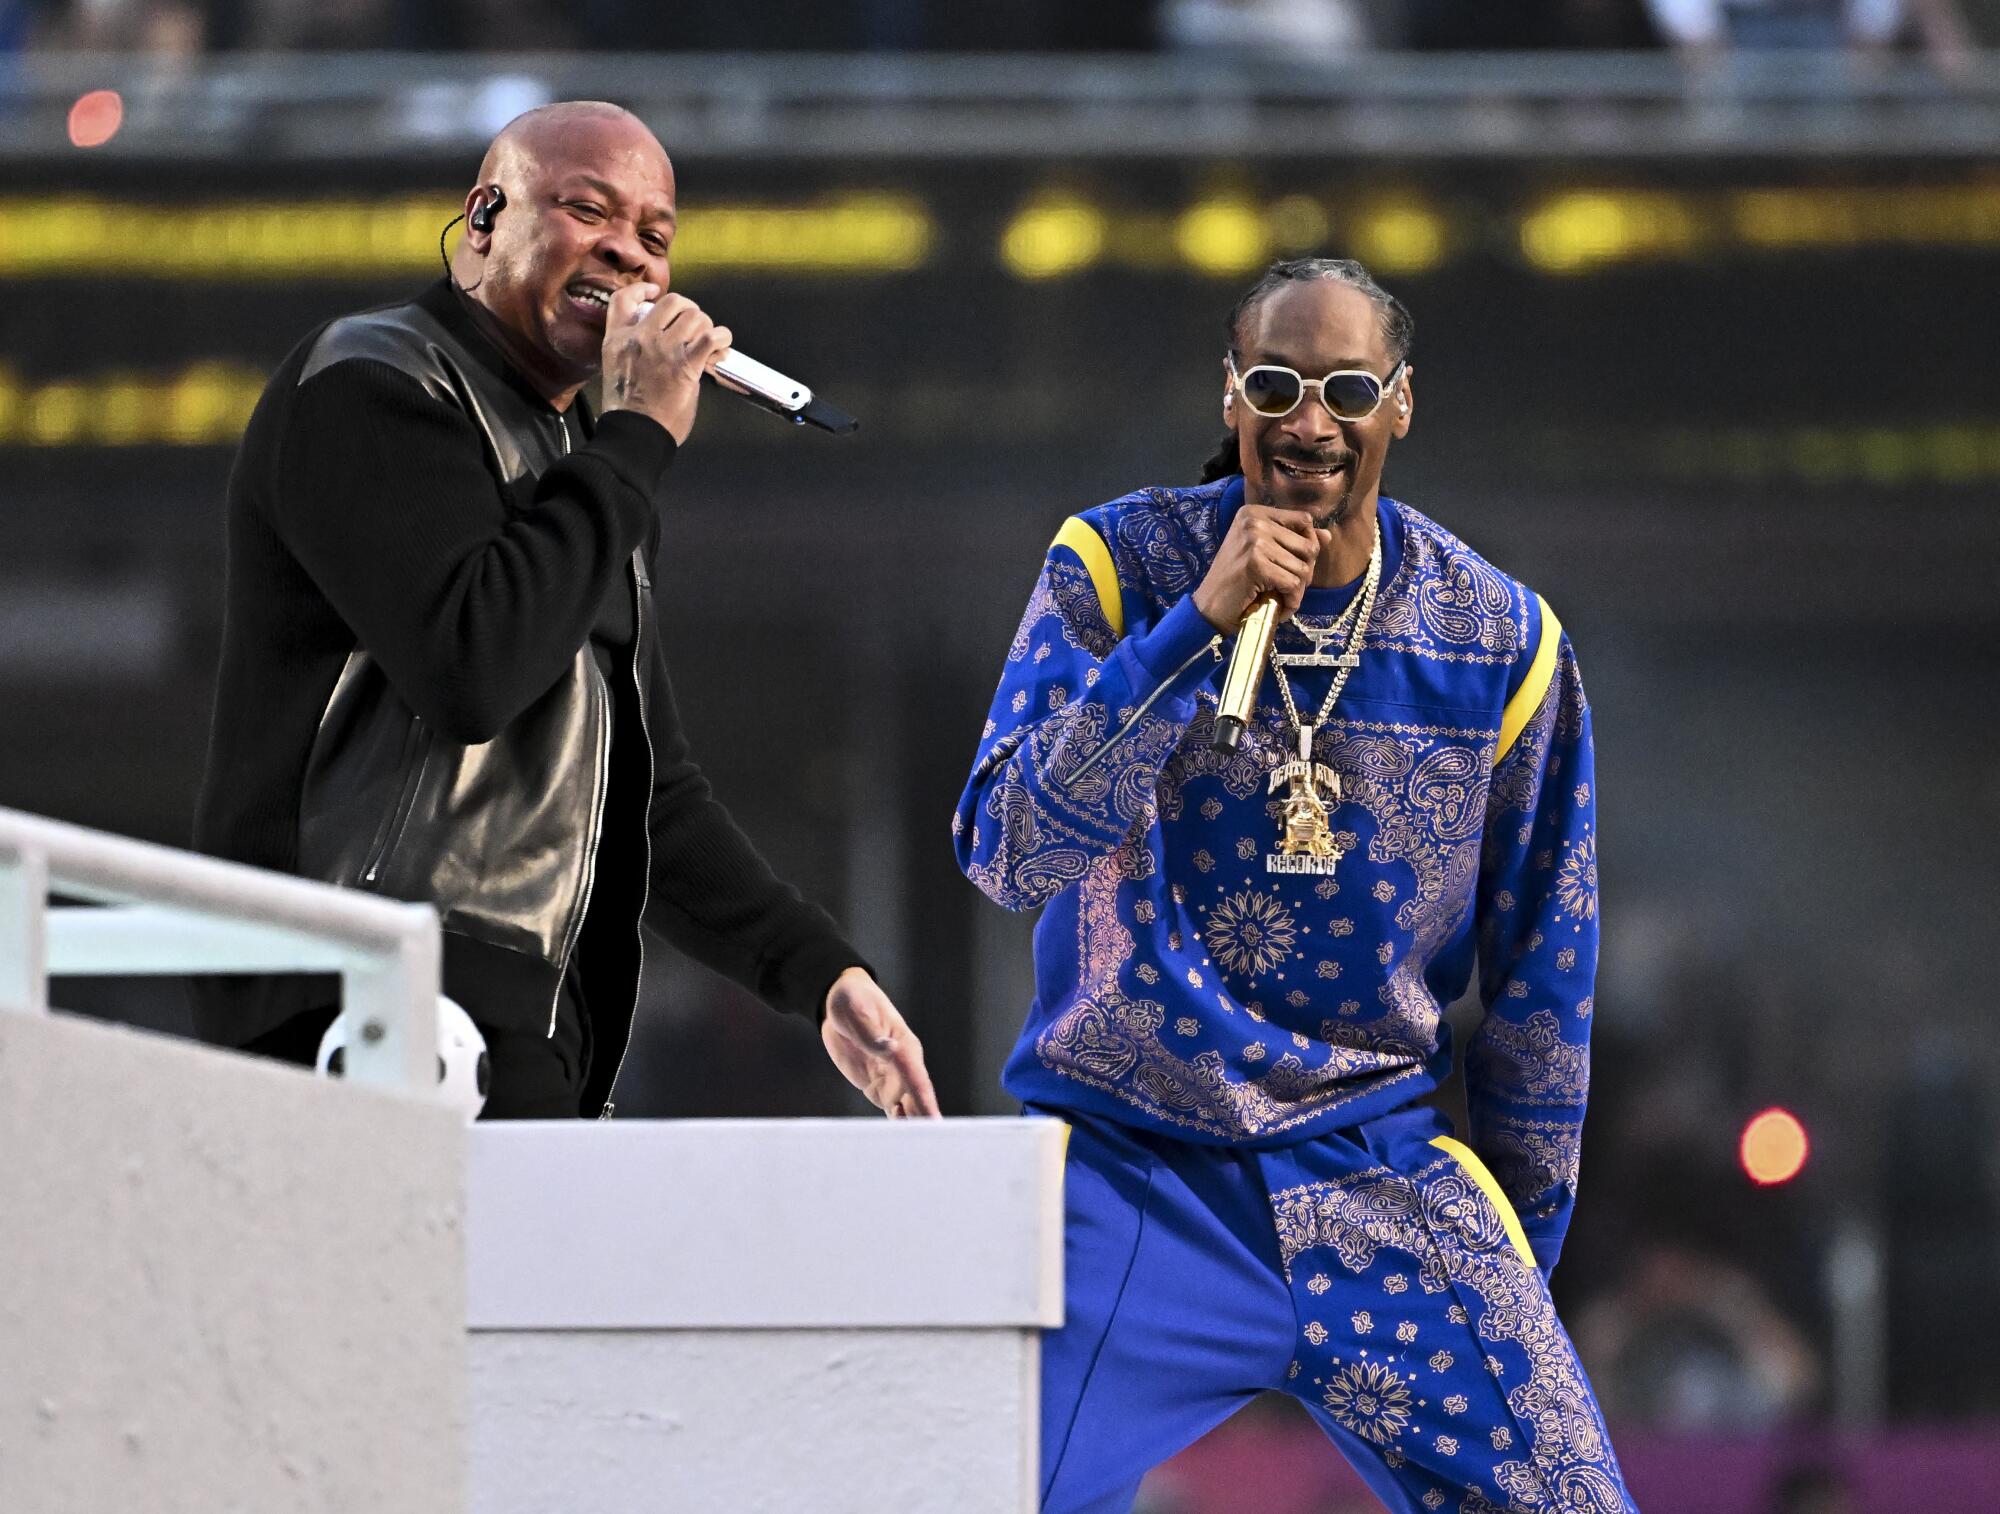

1211,595,1280,752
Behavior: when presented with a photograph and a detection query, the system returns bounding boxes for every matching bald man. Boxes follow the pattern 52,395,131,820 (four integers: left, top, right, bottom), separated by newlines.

193,103,936,1121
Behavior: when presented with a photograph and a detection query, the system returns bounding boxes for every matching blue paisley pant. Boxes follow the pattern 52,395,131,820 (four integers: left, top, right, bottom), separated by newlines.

1037,1104,1636,1514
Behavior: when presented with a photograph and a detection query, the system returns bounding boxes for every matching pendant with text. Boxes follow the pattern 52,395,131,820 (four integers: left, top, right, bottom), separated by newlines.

1266,724,1345,878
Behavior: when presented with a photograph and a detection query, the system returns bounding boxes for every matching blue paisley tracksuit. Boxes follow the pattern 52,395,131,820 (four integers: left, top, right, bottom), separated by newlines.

956,477,1632,1514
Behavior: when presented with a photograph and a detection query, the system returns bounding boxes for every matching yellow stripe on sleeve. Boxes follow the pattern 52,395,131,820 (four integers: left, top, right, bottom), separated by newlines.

1430,1135,1539,1270
1497,595,1561,762
1051,515,1125,640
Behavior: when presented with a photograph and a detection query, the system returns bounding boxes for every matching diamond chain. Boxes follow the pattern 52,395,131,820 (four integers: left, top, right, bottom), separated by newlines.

1271,512,1383,736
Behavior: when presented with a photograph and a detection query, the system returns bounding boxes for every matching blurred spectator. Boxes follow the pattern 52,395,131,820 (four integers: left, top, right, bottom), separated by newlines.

1764,1459,1860,1514
234,0,397,49
1906,0,1985,71
1556,1001,1831,1430
566,0,1153,52
1404,0,1663,48
16,0,1988,52
1158,0,1373,61
1646,0,1891,51
1943,0,2000,39
205,0,572,50
1883,1042,2000,1417
1574,1240,1822,1429
1642,0,1976,60
28,0,202,50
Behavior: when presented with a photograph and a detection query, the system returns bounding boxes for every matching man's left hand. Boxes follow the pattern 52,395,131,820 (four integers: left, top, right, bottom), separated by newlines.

821,967,941,1119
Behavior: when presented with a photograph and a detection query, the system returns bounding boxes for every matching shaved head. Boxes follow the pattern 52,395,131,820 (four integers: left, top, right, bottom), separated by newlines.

451,99,678,406
475,101,664,187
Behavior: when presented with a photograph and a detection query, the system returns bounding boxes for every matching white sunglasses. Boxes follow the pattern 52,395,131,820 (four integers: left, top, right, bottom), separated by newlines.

1228,354,1407,422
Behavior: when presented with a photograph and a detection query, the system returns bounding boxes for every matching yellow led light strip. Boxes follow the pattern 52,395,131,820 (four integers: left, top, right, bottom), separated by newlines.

0,192,934,278
0,363,267,446
1517,190,1704,274
995,181,2000,282
1732,186,2000,250
10,365,2000,464
1518,184,2000,273
999,191,1451,281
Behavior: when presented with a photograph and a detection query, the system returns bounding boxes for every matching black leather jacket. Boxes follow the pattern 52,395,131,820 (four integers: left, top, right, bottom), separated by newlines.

292,296,642,1001
194,280,861,1114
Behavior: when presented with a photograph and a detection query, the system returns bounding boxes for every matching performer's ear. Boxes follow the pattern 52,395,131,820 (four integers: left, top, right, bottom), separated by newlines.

468,185,506,235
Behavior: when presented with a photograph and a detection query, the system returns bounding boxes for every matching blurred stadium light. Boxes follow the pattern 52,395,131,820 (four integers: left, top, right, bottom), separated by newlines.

1741,1106,1811,1185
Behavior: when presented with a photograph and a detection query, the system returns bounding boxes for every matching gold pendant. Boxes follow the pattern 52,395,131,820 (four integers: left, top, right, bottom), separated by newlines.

1266,724,1344,877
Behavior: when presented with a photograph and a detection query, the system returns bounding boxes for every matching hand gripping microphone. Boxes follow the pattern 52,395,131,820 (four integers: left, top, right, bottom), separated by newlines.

636,302,858,435
1211,595,1279,753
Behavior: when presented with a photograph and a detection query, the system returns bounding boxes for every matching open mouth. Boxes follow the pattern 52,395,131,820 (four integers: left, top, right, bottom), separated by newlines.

564,280,615,320
1271,457,1349,484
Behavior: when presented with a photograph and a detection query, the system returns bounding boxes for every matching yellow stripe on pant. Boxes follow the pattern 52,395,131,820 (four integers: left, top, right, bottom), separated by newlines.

1429,1134,1539,1270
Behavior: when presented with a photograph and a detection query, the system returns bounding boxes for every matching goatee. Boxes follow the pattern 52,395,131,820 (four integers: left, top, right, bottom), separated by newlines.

1313,482,1356,529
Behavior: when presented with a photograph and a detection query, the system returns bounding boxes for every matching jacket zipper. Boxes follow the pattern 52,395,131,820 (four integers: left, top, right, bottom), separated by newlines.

546,678,611,1036
361,723,432,886
544,410,610,1039
598,554,653,1118
1065,633,1223,785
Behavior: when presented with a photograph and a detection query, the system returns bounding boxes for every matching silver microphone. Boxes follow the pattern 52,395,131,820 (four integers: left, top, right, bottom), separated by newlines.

635,304,858,434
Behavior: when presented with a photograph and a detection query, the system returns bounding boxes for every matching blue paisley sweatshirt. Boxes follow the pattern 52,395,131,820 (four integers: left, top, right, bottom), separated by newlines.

955,477,1600,1270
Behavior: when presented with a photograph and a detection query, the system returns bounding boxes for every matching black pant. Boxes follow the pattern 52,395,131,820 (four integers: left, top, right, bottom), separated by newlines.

241,978,592,1120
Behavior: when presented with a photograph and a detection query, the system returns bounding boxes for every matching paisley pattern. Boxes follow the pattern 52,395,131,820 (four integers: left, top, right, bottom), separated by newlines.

1468,1010,1591,1106
1043,1103,1633,1513
1369,503,1529,665
1274,1156,1635,1513
1008,554,1118,665
963,698,1182,909
1036,862,1426,1139
1107,484,1227,599
958,479,1599,1257
1482,1115,1586,1226
1413,745,1491,842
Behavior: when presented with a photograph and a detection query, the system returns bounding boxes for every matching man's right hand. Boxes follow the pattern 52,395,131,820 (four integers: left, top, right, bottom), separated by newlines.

1191,501,1330,633
600,284,733,446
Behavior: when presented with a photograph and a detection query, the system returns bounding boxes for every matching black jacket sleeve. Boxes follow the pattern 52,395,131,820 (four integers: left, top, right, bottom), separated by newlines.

639,636,868,1021
267,357,676,743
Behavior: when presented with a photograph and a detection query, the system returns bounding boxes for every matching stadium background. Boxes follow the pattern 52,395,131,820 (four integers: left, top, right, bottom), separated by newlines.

4,7,1997,1509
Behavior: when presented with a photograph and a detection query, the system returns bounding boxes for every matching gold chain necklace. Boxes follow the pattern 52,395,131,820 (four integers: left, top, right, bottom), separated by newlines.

1265,514,1382,878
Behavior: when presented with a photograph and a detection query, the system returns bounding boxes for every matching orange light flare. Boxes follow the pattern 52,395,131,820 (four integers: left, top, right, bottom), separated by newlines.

68,90,124,149
1739,1107,1810,1186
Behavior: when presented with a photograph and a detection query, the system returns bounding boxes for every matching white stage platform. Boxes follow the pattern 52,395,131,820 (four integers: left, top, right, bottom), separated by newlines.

467,1117,1066,1514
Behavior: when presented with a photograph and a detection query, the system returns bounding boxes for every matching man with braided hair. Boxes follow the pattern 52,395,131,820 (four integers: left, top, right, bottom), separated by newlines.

957,259,1633,1512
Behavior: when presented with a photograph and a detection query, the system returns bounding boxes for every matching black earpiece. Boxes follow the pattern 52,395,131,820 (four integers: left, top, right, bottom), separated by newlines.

468,186,506,235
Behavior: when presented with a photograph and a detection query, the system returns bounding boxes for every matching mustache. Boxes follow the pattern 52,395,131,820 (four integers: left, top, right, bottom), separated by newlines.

1265,446,1357,469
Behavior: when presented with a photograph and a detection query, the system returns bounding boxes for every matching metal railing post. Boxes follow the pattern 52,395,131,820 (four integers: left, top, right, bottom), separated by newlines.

0,843,50,1014
342,913,441,1093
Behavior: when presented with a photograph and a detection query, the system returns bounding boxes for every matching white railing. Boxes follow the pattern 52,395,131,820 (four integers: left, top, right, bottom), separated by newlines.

0,805,439,1092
